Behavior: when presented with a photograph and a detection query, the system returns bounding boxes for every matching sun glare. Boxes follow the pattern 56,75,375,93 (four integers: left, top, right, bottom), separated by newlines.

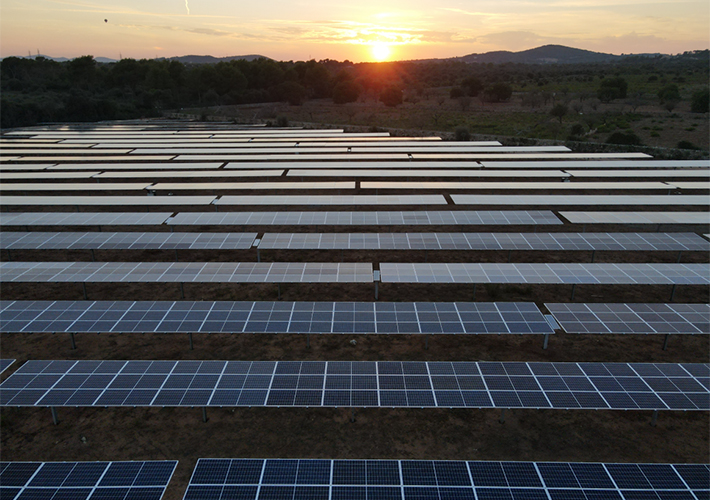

371,43,392,62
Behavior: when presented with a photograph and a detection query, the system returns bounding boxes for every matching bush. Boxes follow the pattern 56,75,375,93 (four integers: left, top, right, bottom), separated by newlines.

275,116,289,127
379,86,403,107
606,131,642,145
484,82,512,103
454,127,470,141
332,81,361,104
597,77,628,101
690,88,709,113
449,87,465,99
657,84,680,103
677,140,700,150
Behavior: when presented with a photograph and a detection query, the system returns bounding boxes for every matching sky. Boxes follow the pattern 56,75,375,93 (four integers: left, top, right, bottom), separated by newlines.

1,0,708,62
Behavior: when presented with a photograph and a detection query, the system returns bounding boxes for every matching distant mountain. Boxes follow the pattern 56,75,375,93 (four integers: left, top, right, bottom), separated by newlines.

1,54,117,63
159,54,271,64
452,45,623,64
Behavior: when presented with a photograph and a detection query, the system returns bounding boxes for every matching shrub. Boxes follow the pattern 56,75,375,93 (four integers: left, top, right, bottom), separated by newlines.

690,88,709,113
332,81,361,104
677,140,700,150
454,127,470,141
597,77,628,101
379,86,403,107
606,131,642,145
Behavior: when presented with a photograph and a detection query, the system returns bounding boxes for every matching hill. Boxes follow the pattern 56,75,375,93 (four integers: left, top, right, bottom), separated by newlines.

158,54,271,64
453,45,624,64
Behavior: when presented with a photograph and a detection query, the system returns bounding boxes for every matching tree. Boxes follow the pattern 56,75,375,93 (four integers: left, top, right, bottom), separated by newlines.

454,127,470,141
597,76,628,101
379,86,403,107
657,84,680,103
271,81,307,105
550,103,568,123
332,80,361,104
461,76,484,97
449,87,465,99
484,82,512,103
690,88,709,113
606,131,642,145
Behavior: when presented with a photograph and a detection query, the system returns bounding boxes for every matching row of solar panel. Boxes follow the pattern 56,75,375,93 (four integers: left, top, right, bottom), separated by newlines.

0,301,554,335
2,194,710,206
1,301,707,335
1,360,707,409
3,210,707,227
1,460,707,500
2,262,708,285
2,231,708,251
5,180,708,191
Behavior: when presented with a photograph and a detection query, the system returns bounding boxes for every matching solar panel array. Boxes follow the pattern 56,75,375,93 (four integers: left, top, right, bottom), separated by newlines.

214,195,448,206
0,195,216,206
545,303,710,334
0,301,553,335
0,262,374,283
451,194,710,206
1,360,707,410
258,232,710,251
183,459,710,500
0,212,174,226
1,232,257,250
168,211,562,226
379,263,710,284
560,211,710,225
0,461,177,500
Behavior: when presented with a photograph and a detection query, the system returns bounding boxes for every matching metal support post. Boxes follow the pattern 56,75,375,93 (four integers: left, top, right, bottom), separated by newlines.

542,334,549,350
175,249,179,262
277,284,282,300
507,250,512,263
651,410,658,427
669,284,676,302
306,333,310,349
425,334,429,350
90,249,96,262
257,248,261,263
82,283,88,300
180,283,185,299
570,284,576,301
472,284,476,300
202,407,207,422
189,332,194,350
70,333,77,350
350,408,355,423
51,407,59,425
7,249,12,262
590,250,595,263
374,282,379,301
676,251,682,263
499,408,506,424
662,334,670,351
424,250,428,263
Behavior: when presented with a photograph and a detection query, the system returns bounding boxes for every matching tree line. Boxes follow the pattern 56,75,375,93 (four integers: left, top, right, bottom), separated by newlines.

1,50,708,128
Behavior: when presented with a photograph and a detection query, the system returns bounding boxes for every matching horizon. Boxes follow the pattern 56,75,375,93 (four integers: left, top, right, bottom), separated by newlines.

1,0,708,63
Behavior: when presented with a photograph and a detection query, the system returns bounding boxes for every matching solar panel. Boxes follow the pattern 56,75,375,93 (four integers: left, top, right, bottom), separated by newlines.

0,301,553,335
0,262,374,283
379,263,710,285
560,212,710,224
0,232,257,250
0,212,173,226
287,169,570,178
667,181,710,190
482,160,710,168
545,303,710,334
411,153,652,160
0,182,152,191
1,360,707,410
168,211,562,226
451,194,710,206
228,161,490,170
46,163,226,170
96,170,285,179
183,459,709,500
0,171,101,179
566,169,710,178
257,232,710,251
0,195,216,206
92,140,466,148
362,181,673,190
2,149,133,155
150,181,355,190
0,460,177,500
214,195,447,206
0,360,15,374
0,164,57,171
9,156,176,162
179,154,413,161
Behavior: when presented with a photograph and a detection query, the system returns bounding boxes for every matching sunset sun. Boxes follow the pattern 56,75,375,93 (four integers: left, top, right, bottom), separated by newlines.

371,42,392,62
